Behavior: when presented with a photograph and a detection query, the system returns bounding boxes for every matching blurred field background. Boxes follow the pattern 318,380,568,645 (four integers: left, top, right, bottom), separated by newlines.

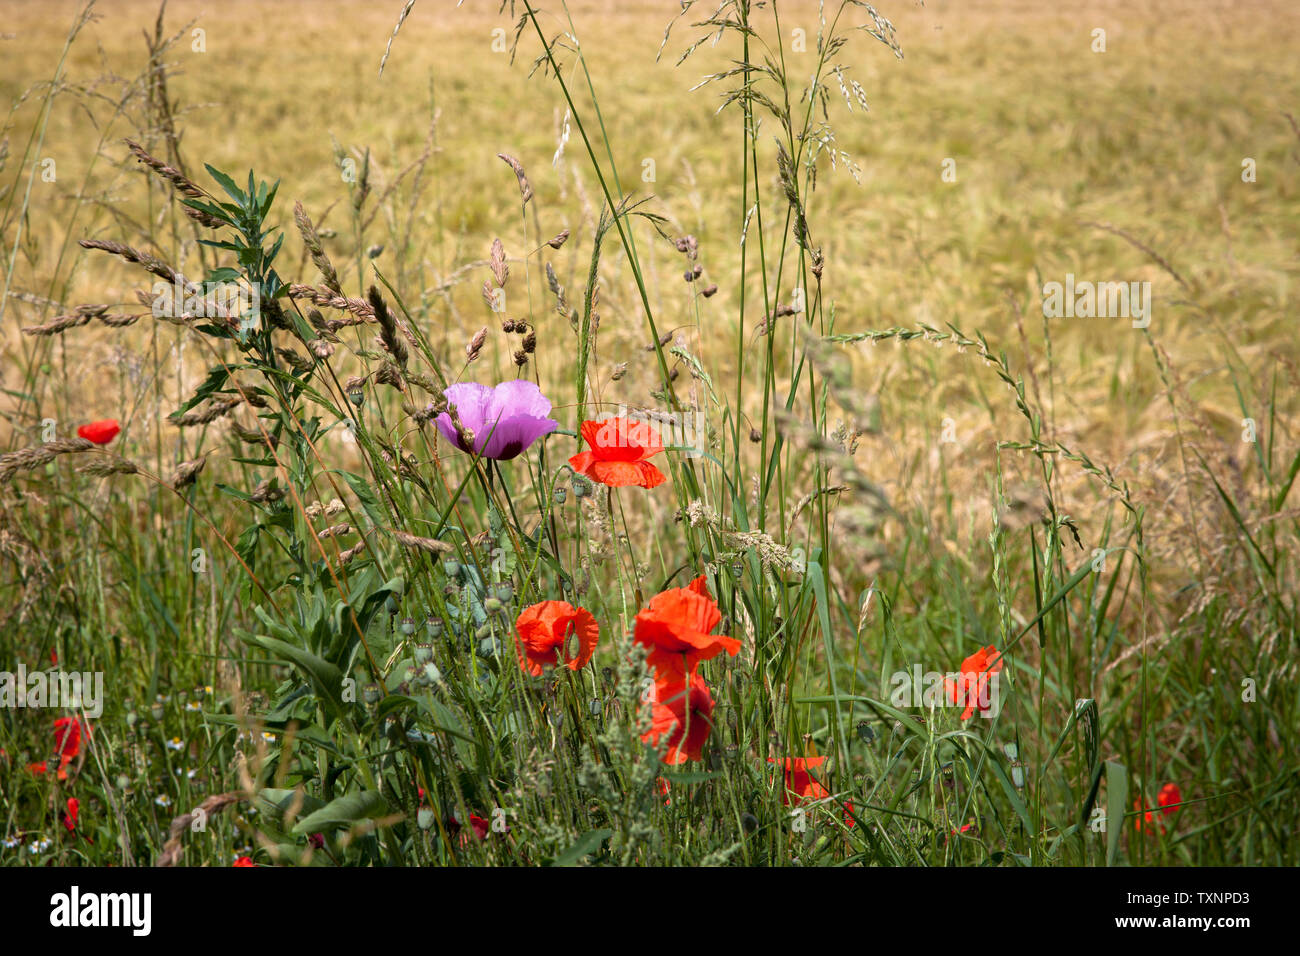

2,0,1298,865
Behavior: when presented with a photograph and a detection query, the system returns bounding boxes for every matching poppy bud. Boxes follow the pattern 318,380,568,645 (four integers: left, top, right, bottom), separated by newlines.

484,597,503,615
421,663,442,685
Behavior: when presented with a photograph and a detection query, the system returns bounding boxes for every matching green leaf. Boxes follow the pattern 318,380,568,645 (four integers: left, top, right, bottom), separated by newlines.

205,163,247,207
1105,760,1128,866
256,787,326,829
552,828,612,866
291,790,389,835
242,632,348,720
170,364,231,419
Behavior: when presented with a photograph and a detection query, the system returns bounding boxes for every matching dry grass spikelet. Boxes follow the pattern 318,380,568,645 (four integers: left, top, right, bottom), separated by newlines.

288,284,375,321
169,455,209,491
367,285,408,369
497,153,534,206
125,138,203,199
77,455,139,477
490,238,509,288
79,238,185,286
392,530,454,555
0,438,94,483
155,791,246,867
466,326,488,363
170,397,242,427
294,201,343,295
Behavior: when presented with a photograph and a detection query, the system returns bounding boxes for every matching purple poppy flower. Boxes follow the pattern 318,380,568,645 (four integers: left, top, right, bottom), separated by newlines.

434,380,559,461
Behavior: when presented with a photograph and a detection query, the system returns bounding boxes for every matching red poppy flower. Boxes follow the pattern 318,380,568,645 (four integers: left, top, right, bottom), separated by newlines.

642,672,714,764
514,600,600,676
569,417,666,488
27,717,88,780
232,856,256,867
54,716,85,758
634,576,739,676
945,645,1004,720
770,756,856,826
448,812,502,847
77,419,121,444
1135,782,1182,834
62,798,79,832
772,756,830,805
656,777,672,807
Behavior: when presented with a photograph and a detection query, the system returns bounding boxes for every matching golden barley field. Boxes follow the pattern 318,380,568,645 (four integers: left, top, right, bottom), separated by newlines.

1,0,1297,879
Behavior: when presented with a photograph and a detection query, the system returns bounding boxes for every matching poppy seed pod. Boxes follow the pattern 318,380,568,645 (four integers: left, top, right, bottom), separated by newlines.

362,683,382,705
400,617,416,636
414,643,433,664
571,473,595,499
